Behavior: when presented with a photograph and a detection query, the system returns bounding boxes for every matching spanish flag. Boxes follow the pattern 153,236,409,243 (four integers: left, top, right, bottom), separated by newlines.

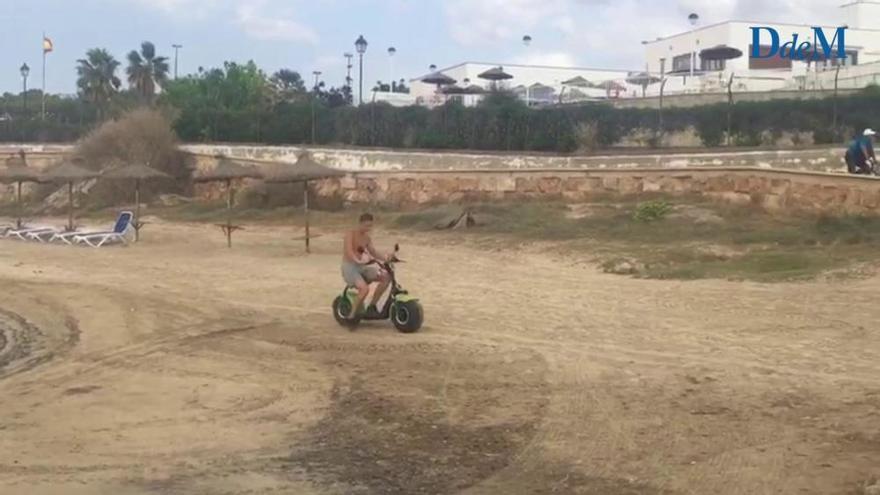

43,36,53,53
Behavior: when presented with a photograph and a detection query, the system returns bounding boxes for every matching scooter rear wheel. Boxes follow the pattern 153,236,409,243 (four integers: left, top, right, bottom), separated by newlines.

392,301,423,333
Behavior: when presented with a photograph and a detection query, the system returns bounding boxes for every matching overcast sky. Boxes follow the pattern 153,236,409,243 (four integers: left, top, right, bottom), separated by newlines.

0,0,839,95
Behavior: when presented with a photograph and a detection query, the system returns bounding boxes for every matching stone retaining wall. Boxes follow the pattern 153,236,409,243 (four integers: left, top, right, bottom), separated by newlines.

3,144,876,216
308,168,880,215
1,143,848,173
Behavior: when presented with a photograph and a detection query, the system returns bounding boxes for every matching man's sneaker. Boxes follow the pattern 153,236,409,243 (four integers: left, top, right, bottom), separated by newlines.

364,304,382,318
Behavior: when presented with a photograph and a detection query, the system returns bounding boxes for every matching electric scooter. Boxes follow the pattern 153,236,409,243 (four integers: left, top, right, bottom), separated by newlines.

332,244,424,333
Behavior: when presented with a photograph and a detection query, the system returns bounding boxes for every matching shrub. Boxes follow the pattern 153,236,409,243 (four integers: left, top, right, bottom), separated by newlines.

73,108,191,207
633,200,672,222
574,121,600,151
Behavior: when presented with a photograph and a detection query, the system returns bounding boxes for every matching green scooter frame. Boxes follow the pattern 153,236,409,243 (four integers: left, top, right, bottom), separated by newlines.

332,245,423,333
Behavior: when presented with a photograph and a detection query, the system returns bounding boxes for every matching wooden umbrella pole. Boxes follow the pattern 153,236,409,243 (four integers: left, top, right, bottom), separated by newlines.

304,180,310,254
67,182,74,231
16,181,22,229
226,179,232,248
134,179,141,242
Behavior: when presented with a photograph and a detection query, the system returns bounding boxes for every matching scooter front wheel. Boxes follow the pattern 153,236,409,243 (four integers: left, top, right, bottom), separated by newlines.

392,300,423,333
332,296,360,328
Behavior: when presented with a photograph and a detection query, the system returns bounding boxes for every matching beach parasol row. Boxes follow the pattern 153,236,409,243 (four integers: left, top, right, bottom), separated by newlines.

1,151,346,250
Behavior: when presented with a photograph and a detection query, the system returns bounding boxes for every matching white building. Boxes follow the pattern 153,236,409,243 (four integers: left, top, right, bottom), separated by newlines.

643,1,880,95
402,1,880,107
409,62,635,107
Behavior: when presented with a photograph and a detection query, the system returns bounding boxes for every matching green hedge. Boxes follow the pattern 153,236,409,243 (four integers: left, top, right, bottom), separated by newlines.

4,85,880,151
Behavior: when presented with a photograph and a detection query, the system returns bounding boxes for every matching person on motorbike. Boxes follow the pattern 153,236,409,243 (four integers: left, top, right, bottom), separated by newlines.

341,213,392,320
845,128,877,174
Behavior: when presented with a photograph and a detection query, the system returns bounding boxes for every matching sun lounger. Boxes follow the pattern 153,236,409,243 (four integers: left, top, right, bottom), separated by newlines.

71,211,133,248
49,211,133,245
27,228,76,243
5,226,55,241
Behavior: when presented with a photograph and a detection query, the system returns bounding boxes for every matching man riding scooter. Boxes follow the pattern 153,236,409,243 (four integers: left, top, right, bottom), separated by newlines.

341,213,392,321
845,128,877,175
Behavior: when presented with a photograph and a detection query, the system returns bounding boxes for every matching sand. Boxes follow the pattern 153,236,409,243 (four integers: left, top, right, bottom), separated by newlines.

1,218,879,494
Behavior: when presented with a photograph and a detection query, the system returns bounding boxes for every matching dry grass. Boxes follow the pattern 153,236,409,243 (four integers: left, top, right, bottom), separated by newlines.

392,198,880,282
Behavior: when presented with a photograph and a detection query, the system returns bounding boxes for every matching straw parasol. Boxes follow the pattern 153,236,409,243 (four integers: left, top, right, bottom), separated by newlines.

625,72,662,97
193,155,263,248
597,80,626,98
700,45,744,146
102,163,170,241
561,76,593,88
700,45,743,63
421,71,457,87
478,66,513,91
0,151,43,229
264,150,345,253
43,157,98,232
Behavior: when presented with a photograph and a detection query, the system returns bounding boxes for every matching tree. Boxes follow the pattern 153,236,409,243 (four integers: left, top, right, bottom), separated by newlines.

161,61,270,142
126,41,170,101
76,48,121,118
318,86,351,108
395,79,410,94
269,69,307,104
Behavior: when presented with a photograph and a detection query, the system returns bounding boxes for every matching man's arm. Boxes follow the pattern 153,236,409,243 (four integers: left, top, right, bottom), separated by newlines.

365,236,385,261
344,232,362,262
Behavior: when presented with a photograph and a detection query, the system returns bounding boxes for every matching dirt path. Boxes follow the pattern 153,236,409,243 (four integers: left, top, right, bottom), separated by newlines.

1,220,879,494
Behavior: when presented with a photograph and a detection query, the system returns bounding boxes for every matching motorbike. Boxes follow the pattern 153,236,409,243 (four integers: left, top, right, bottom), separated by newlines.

332,244,424,333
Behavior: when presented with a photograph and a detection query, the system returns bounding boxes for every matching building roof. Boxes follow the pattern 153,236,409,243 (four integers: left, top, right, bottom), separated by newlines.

645,19,880,46
410,61,637,82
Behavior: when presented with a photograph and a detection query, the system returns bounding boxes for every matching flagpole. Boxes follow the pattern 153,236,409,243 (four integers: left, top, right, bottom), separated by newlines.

41,32,46,120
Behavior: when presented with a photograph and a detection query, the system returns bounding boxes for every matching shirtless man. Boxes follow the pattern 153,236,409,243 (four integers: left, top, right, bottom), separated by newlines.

341,213,391,320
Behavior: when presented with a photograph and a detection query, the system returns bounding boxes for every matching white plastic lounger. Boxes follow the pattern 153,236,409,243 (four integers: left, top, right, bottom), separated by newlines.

52,211,133,245
5,226,55,241
28,229,70,242
71,211,133,248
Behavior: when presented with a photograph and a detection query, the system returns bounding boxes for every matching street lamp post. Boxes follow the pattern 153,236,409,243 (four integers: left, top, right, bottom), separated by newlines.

688,13,699,79
20,63,30,114
355,35,368,105
172,44,182,79
388,46,396,92
344,52,353,87
522,35,532,106
312,70,322,144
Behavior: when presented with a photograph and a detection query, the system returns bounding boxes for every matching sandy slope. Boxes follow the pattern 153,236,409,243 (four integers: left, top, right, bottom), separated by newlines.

1,219,879,494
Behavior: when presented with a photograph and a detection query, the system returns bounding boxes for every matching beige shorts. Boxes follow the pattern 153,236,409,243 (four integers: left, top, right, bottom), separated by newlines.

342,261,379,286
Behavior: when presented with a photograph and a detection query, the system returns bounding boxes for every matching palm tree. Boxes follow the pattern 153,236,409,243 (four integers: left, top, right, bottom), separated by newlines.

76,48,121,118
126,41,170,101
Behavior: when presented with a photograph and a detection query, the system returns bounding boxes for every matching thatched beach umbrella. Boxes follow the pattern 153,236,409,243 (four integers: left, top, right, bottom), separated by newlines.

44,157,98,232
0,151,43,229
194,155,262,248
264,150,345,253
700,45,744,146
597,80,626,98
102,163,170,241
478,66,513,90
626,72,662,97
421,71,457,87
562,76,592,88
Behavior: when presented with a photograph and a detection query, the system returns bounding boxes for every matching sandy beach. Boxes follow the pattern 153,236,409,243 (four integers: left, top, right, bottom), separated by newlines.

1,218,879,494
